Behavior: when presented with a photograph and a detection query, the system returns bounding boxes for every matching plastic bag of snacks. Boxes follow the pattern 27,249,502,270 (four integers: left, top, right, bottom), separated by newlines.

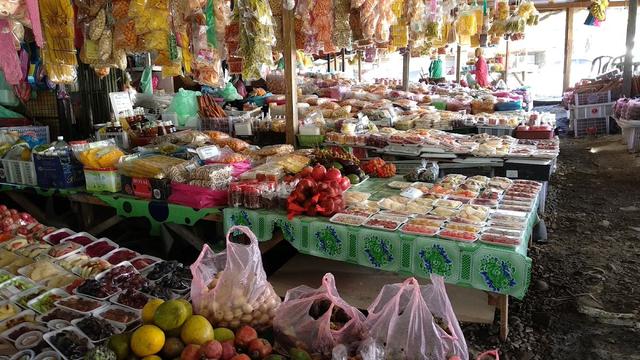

273,273,367,357
72,139,125,169
191,225,281,329
364,276,468,360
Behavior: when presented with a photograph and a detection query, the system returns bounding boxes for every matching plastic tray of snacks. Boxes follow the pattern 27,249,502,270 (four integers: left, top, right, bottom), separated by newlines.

129,255,162,272
54,296,105,316
0,277,38,301
46,242,83,260
377,197,410,211
33,350,60,360
110,290,150,311
27,289,70,315
94,304,140,327
0,301,21,322
429,207,459,218
404,218,444,228
412,198,434,207
499,204,531,213
0,309,36,333
403,202,432,215
411,182,434,188
488,219,526,230
36,308,83,324
399,223,440,236
43,229,76,246
469,198,499,208
329,213,369,227
41,273,81,292
2,238,32,252
508,185,539,194
444,222,482,233
484,227,524,238
387,181,413,189
102,248,140,266
340,208,378,217
503,194,535,203
60,233,99,247
437,229,478,243
363,214,407,232
69,257,112,280
10,286,46,309
95,262,139,283
505,191,536,199
83,239,119,258
0,271,13,286
43,326,94,360
18,260,69,284
343,191,371,206
348,200,381,212
71,315,124,344
479,233,522,248
74,280,119,302
0,322,47,342
479,189,502,200
15,243,52,259
501,199,532,207
512,179,541,187
490,210,528,223
445,195,473,204
415,214,448,221
14,330,45,351
46,319,70,331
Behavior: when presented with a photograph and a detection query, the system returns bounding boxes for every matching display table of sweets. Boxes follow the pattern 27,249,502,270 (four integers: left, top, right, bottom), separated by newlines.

224,176,540,299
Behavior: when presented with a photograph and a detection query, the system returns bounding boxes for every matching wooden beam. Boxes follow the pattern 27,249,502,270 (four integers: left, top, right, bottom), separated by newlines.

504,40,510,85
456,45,461,83
563,8,574,91
403,47,410,90
536,0,632,11
282,7,298,146
623,0,637,96
88,214,123,236
357,51,362,82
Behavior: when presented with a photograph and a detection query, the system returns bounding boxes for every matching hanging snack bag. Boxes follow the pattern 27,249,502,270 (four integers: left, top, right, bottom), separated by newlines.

191,225,281,329
364,276,468,360
273,273,367,357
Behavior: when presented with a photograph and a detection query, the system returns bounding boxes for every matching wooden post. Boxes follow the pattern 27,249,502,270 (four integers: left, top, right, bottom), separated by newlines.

499,294,509,341
504,39,510,86
456,45,462,83
623,0,637,96
357,50,362,82
333,54,338,72
563,8,574,91
403,47,410,90
283,8,298,146
341,49,346,72
326,54,331,73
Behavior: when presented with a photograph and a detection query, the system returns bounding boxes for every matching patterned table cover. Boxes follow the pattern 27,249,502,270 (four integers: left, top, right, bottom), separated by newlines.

224,178,538,299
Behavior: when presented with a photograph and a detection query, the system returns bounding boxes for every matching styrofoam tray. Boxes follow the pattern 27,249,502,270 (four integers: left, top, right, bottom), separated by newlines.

43,326,94,360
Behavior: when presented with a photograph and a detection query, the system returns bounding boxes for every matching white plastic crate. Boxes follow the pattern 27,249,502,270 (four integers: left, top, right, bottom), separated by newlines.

96,131,130,149
1,159,36,185
573,117,609,137
0,126,50,144
574,91,611,106
476,126,515,137
570,102,614,120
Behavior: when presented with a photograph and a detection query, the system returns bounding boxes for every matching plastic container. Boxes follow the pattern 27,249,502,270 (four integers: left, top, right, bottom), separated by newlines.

329,213,369,227
0,277,37,300
479,233,522,248
129,255,161,272
399,223,439,236
84,239,118,258
572,117,609,137
71,316,124,343
54,296,106,315
363,214,406,231
83,168,121,193
10,286,46,310
437,229,477,242
574,90,611,106
102,248,140,266
45,319,70,331
36,307,83,324
43,229,77,246
0,322,47,342
61,233,99,247
10,349,35,360
33,145,85,189
0,270,13,286
0,309,36,333
42,326,94,360
476,126,514,137
33,350,60,360
46,242,83,260
109,290,150,311
1,159,36,186
94,305,140,327
0,301,20,322
27,289,70,314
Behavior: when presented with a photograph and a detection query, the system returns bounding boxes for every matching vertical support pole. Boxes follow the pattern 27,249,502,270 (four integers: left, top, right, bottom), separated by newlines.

623,1,637,97
341,49,346,72
283,7,298,146
456,45,462,83
326,54,331,73
504,39,510,86
563,8,574,92
499,294,509,341
333,54,338,72
403,47,410,91
357,51,362,82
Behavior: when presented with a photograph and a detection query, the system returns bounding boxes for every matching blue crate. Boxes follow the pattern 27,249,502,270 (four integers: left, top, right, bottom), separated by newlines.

33,150,85,188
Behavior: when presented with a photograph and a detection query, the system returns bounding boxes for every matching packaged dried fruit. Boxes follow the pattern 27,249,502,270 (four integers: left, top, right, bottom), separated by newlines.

329,213,369,226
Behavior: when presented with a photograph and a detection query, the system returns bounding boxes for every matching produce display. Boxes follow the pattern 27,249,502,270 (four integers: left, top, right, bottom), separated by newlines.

286,164,350,219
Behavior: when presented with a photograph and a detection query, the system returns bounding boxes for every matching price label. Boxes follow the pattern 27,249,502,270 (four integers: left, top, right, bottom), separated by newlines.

109,92,134,117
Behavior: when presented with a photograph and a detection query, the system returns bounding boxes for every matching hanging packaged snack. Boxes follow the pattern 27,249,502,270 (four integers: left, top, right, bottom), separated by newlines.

332,0,351,49
311,0,335,53
135,8,169,35
114,19,137,51
40,0,78,83
127,0,146,17
237,0,275,80
112,0,130,19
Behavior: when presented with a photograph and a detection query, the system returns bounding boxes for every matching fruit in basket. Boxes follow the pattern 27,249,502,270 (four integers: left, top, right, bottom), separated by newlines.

200,340,223,359
143,298,165,323
181,315,214,345
161,337,185,358
131,325,166,357
154,299,192,331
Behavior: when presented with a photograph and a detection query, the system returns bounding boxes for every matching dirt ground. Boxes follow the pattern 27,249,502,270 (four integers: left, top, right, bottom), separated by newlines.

465,136,640,359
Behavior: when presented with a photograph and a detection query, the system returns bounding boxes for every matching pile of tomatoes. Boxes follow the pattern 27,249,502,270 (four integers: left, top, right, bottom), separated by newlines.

286,165,350,219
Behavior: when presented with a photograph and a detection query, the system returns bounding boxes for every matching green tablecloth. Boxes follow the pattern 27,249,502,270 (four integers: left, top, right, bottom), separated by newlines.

223,178,537,299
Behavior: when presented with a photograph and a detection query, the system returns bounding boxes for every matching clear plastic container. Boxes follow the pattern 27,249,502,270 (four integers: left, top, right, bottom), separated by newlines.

0,277,37,300
94,304,140,327
329,213,369,227
43,229,77,246
54,296,106,315
42,326,94,360
27,289,70,314
71,315,124,343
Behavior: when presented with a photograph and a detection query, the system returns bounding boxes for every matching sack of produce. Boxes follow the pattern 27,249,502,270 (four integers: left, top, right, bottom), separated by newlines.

190,225,281,330
364,276,468,360
272,273,366,357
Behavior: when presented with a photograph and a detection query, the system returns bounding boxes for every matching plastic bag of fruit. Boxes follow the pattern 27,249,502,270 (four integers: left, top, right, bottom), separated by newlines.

364,276,468,360
190,225,281,330
273,273,367,357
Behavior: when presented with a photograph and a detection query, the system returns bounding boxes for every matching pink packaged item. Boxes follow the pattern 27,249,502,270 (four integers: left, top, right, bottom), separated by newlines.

273,273,367,357
190,226,281,329
168,182,228,209
364,276,468,360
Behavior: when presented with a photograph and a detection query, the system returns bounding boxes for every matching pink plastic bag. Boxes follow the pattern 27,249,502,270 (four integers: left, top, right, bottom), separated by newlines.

364,276,468,360
190,225,281,329
273,273,367,357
